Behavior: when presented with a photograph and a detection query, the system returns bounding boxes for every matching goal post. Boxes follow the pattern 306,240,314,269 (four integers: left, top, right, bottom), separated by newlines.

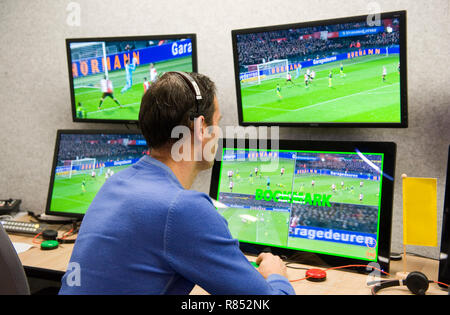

70,41,107,89
69,158,97,179
256,59,289,84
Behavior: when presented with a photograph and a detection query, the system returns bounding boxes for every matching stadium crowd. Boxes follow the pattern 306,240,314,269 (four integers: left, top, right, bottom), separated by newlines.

57,134,147,166
290,203,379,234
237,21,400,68
295,155,382,177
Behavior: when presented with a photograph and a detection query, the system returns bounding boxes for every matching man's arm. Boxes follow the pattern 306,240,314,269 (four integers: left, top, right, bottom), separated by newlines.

164,191,295,295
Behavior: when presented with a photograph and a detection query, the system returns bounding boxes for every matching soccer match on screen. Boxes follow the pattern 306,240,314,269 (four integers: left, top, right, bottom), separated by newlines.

48,133,148,214
69,38,194,121
236,17,402,124
216,149,384,261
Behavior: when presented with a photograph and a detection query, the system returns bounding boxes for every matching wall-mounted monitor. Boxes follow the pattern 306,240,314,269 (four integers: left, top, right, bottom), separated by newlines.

66,34,197,124
232,11,407,128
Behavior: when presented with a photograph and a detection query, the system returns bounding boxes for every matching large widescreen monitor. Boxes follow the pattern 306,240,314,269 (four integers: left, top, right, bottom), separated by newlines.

45,130,148,219
210,139,396,272
66,34,197,124
232,11,407,128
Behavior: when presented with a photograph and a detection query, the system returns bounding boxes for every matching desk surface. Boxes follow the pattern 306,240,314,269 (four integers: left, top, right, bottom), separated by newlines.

7,217,448,295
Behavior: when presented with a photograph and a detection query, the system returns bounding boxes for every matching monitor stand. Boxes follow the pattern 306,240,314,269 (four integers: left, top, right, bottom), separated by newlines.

36,213,79,224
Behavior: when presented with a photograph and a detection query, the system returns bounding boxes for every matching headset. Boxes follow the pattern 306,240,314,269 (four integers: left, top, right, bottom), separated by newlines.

166,71,203,121
367,271,432,295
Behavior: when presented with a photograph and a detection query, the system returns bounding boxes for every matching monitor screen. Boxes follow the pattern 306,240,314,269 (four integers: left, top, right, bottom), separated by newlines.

66,34,197,124
232,11,407,127
45,130,148,218
210,139,396,271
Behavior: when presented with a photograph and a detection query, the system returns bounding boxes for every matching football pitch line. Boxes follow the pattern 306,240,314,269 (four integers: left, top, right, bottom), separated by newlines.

88,102,140,114
245,82,399,113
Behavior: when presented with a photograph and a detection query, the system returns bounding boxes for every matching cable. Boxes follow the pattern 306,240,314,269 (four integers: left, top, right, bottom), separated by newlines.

32,232,43,244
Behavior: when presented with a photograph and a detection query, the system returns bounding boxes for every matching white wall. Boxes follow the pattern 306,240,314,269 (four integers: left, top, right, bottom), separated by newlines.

0,0,449,258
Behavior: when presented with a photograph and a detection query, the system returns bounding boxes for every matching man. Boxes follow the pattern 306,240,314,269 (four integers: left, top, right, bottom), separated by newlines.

99,75,121,110
59,72,294,295
121,58,136,94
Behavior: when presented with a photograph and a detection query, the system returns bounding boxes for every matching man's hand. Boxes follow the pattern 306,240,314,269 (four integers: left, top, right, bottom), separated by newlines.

255,253,288,279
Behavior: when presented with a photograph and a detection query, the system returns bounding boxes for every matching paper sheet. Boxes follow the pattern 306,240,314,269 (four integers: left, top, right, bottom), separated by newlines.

12,242,33,254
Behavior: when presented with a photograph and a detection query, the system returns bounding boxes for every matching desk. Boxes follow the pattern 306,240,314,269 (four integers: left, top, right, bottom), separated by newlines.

7,217,448,295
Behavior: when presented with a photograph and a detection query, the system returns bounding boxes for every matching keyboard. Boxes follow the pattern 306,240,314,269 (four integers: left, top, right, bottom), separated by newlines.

1,220,45,235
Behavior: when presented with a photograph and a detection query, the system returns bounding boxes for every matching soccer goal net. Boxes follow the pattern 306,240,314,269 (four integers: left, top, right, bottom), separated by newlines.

256,59,289,85
58,158,97,179
70,42,108,90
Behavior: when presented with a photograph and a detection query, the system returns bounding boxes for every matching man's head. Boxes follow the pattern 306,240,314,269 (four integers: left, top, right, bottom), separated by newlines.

139,72,221,169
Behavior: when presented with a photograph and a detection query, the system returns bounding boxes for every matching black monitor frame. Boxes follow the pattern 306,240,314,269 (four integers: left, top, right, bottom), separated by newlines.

438,146,450,288
66,34,198,124
45,129,147,219
231,11,408,128
209,139,396,273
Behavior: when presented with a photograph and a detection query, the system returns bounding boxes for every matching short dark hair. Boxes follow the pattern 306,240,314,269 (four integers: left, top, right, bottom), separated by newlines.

139,72,216,149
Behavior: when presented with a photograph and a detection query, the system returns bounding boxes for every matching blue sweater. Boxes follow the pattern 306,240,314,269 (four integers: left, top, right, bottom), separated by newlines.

59,155,295,295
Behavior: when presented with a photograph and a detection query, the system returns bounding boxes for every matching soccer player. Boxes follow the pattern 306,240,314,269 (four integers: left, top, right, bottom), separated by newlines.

359,193,364,202
382,66,387,82
266,177,271,190
295,64,302,79
81,179,86,194
280,168,285,177
229,181,234,193
304,73,309,88
149,63,158,83
286,72,294,85
328,71,333,88
310,70,316,84
143,77,150,94
99,75,121,110
91,170,96,180
121,58,137,94
341,181,345,189
340,63,346,77
360,180,364,188
311,179,315,188
276,84,282,99
332,183,336,193
255,167,259,177
228,170,233,182
76,102,85,119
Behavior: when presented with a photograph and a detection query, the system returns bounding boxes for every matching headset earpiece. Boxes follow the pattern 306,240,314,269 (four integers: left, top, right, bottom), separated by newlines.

369,270,432,295
405,271,430,295
167,71,203,120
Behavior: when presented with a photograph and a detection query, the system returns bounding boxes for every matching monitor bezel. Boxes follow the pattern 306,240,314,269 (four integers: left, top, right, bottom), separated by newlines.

66,34,198,124
438,145,450,288
209,139,396,273
45,129,147,219
231,11,408,128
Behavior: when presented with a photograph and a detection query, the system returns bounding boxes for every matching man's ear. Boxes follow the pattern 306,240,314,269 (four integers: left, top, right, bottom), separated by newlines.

193,115,206,142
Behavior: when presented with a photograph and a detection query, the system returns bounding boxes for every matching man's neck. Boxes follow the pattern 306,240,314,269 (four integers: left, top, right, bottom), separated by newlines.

150,149,199,190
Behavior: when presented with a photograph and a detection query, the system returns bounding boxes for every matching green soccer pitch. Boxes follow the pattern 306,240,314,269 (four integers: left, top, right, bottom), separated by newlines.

48,165,130,214
240,54,401,124
215,157,381,260
73,56,193,121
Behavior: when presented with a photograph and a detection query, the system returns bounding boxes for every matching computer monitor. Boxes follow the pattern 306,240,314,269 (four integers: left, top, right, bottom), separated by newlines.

232,11,407,128
210,139,396,272
45,130,148,219
438,146,450,288
66,34,197,124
